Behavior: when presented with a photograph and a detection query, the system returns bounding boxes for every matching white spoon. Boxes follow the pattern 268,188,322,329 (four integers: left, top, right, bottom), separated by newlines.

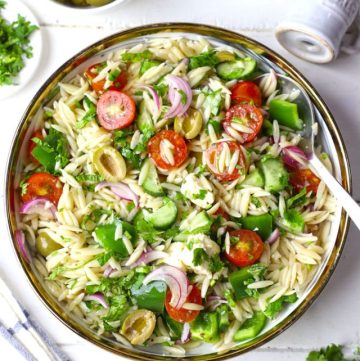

267,74,360,230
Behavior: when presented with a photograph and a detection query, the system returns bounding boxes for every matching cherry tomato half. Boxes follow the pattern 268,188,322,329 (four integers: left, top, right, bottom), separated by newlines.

225,229,264,267
223,104,263,144
205,140,246,182
148,130,188,170
96,90,136,130
231,81,262,107
21,172,63,205
28,130,43,164
165,285,202,323
85,63,127,93
290,168,321,194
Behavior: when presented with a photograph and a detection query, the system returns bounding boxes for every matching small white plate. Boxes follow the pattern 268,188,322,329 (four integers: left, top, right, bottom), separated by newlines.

0,0,42,100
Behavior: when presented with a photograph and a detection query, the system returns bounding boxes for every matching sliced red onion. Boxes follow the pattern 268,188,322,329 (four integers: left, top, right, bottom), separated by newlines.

95,182,139,208
15,230,30,263
140,85,161,112
130,250,168,269
20,198,56,219
176,322,190,345
164,75,192,119
84,293,109,308
103,265,115,277
143,265,188,309
205,296,228,311
282,145,307,169
266,228,280,245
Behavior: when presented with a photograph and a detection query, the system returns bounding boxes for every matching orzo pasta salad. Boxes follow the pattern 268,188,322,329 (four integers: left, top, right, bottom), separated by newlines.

17,36,336,353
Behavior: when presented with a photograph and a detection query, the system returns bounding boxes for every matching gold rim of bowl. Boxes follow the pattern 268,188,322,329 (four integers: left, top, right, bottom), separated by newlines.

5,23,351,361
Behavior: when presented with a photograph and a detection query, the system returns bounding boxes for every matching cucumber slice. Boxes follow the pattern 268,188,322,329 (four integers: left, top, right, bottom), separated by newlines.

233,311,267,341
143,198,178,230
242,168,264,188
216,57,256,80
174,211,213,241
136,101,154,132
260,158,289,193
141,158,164,196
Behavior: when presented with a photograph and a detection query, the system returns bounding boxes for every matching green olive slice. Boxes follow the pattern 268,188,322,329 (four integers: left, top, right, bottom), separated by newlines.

93,146,126,182
36,231,62,257
121,309,156,345
216,51,236,62
174,108,203,140
86,0,111,6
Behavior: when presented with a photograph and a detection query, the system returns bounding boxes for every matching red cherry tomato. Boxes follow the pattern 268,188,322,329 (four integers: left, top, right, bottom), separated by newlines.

205,140,246,182
231,81,262,107
85,63,127,92
290,168,321,194
225,229,264,267
96,90,136,130
165,285,202,323
21,173,63,205
148,130,188,170
223,104,263,144
28,130,43,164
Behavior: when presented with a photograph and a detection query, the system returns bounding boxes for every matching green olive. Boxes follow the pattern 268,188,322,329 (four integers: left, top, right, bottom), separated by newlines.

216,51,236,62
86,0,112,6
121,309,156,345
93,146,126,182
36,232,62,257
71,0,87,5
174,108,203,139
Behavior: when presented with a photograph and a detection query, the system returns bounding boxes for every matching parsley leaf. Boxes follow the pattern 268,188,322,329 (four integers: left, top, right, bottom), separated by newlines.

0,5,39,85
178,89,187,105
189,50,219,70
75,96,96,129
264,293,298,319
306,344,359,361
283,208,305,233
193,248,208,266
193,189,207,200
31,127,69,174
286,187,307,208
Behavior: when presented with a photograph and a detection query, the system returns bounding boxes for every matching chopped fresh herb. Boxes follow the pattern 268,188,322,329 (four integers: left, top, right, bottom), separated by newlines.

193,248,208,266
48,266,66,280
193,189,207,200
264,293,298,319
287,187,307,208
108,68,121,81
122,50,153,63
76,96,96,129
139,59,160,76
31,127,69,174
207,119,222,135
0,3,39,85
120,146,142,169
208,254,224,273
178,89,187,105
306,344,360,361
19,176,29,196
189,50,219,70
250,195,262,208
103,294,129,322
153,82,168,97
81,208,113,231
283,209,305,233
113,128,133,148
96,252,113,267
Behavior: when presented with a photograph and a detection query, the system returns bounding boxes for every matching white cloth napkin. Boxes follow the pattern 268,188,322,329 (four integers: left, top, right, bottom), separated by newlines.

0,277,71,361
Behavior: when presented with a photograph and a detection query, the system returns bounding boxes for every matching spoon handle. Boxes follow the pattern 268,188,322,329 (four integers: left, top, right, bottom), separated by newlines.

310,156,360,231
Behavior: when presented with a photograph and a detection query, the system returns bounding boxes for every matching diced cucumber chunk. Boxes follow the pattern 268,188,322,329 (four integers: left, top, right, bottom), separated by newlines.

233,311,267,341
241,214,273,240
174,211,213,241
143,198,177,230
216,57,256,80
269,99,303,130
242,168,264,188
141,158,164,197
136,101,154,132
260,158,289,193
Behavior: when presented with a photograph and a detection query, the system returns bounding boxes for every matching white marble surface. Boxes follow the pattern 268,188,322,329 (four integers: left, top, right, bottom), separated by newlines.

1,1,360,360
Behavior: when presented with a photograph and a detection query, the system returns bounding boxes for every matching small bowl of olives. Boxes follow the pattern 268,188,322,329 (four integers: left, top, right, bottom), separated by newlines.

50,0,128,13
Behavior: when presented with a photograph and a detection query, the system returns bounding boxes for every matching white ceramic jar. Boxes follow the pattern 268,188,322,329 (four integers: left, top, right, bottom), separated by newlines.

276,0,360,63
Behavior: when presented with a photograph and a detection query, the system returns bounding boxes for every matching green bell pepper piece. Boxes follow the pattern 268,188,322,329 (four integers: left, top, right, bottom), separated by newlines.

131,281,166,313
269,99,303,130
190,312,220,343
94,222,136,257
217,304,230,333
241,214,273,240
233,311,267,341
229,263,267,300
164,312,183,339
